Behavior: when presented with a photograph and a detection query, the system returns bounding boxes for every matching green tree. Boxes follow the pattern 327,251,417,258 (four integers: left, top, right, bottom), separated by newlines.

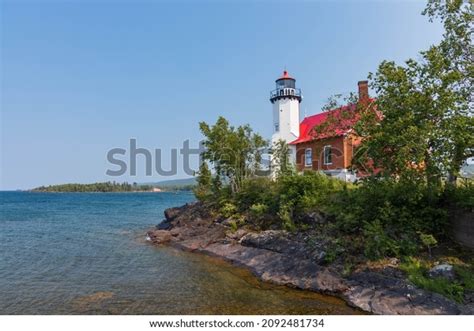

271,139,294,177
361,0,473,185
199,116,268,194
194,161,212,200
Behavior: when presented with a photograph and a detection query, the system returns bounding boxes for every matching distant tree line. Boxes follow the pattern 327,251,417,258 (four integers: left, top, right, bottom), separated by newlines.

32,182,154,192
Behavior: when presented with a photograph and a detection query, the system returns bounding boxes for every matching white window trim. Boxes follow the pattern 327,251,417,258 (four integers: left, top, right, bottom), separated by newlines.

304,148,312,167
323,145,332,165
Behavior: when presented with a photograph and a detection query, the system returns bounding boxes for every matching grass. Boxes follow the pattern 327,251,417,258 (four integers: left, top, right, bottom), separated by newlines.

400,257,473,303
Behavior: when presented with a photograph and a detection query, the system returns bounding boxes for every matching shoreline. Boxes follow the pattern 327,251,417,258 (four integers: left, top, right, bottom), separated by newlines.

147,202,471,315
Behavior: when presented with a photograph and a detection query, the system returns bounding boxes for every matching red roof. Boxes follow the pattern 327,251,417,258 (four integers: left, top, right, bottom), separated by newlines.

277,70,294,80
289,100,376,145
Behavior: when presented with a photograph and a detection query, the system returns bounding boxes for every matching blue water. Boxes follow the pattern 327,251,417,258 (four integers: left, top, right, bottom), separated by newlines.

0,191,356,314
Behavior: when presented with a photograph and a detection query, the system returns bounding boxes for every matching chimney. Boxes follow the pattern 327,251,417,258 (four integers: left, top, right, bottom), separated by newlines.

358,80,369,101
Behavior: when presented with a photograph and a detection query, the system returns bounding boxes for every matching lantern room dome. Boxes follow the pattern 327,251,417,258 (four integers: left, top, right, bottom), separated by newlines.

276,70,295,81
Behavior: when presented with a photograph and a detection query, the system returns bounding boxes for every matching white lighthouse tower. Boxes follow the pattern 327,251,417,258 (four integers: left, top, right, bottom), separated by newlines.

270,70,302,166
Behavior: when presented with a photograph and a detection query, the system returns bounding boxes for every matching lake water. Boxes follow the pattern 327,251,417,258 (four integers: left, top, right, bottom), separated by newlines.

0,191,357,314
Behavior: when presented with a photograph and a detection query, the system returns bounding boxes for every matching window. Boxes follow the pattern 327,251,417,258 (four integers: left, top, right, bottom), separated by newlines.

323,145,332,165
274,123,279,132
305,148,312,167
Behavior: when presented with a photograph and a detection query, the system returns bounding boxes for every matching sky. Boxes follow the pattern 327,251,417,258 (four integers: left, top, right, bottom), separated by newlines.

1,0,444,190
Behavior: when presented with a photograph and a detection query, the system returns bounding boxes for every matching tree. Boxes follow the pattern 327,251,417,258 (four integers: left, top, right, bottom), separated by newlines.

199,116,268,194
422,0,474,183
364,0,473,185
330,1,473,185
308,1,473,185
194,161,212,200
271,139,294,177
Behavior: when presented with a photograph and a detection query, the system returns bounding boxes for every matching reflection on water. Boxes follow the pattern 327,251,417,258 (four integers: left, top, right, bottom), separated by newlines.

0,192,358,314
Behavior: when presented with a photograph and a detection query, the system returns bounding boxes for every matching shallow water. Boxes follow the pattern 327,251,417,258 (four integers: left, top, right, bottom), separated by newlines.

0,191,357,314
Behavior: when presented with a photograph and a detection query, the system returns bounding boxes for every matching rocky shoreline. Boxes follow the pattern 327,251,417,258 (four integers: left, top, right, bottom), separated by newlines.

147,202,471,315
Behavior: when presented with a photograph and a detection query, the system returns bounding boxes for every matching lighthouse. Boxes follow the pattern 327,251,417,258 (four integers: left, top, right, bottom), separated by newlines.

270,70,302,166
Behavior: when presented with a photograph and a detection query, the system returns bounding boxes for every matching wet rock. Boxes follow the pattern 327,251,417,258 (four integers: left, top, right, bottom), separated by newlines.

147,230,172,244
428,264,455,281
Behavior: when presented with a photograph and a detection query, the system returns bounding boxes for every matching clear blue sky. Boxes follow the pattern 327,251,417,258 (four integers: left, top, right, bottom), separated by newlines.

1,0,443,190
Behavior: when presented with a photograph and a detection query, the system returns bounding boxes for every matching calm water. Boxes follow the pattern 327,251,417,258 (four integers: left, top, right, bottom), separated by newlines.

0,191,357,314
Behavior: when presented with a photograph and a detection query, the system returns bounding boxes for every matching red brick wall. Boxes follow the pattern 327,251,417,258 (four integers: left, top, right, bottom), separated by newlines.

295,135,354,171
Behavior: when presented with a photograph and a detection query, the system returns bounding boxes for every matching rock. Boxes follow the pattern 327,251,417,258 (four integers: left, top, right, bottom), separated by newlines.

226,229,249,241
240,230,315,258
147,230,172,244
316,251,326,263
301,211,326,225
156,220,172,230
164,206,183,221
347,270,461,314
150,202,468,315
428,264,455,281
221,218,236,227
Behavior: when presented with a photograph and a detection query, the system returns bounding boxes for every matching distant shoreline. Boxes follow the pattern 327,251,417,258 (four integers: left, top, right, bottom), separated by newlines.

29,181,195,193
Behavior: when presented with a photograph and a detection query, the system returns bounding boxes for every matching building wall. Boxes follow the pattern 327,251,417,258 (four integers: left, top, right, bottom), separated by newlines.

271,98,300,146
295,135,356,172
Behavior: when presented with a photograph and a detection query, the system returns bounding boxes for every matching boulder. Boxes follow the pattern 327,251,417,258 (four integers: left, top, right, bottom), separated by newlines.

428,264,456,281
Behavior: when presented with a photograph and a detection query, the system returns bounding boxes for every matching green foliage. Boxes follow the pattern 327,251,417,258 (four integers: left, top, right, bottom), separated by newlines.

228,220,238,232
199,116,268,195
194,162,213,201
32,182,153,192
271,139,295,177
249,203,268,219
419,233,438,258
360,0,474,184
220,202,238,219
363,220,401,260
454,265,474,290
236,177,278,213
278,171,347,218
400,257,465,303
277,202,297,232
444,180,474,210
329,178,448,259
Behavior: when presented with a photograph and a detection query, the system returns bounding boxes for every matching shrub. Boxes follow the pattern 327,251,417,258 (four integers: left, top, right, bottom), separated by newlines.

249,203,268,219
419,233,438,258
236,177,278,213
277,171,347,219
277,202,297,232
329,178,448,259
444,180,474,211
220,202,237,218
363,219,400,259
